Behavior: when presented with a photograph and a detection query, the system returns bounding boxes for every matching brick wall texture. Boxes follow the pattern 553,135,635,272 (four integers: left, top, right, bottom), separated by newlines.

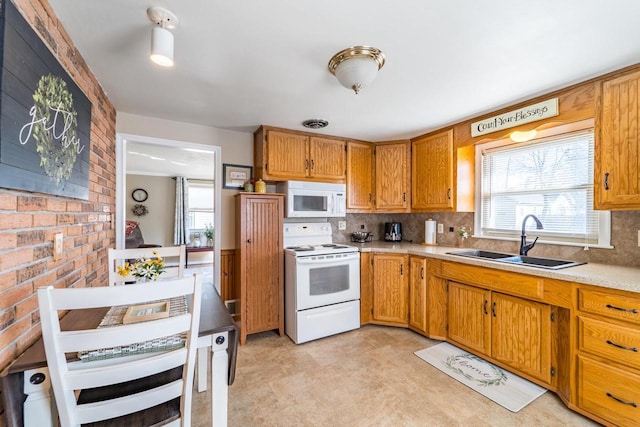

0,0,116,373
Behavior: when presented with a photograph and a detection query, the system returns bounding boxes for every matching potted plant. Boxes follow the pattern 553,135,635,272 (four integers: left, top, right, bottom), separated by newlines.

204,224,214,247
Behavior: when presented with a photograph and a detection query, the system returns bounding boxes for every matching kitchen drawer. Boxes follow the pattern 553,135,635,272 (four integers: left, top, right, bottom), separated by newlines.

579,316,640,370
578,356,640,426
578,288,640,325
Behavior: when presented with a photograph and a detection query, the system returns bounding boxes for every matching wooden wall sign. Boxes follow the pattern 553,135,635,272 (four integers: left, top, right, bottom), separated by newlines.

471,98,558,138
0,0,91,199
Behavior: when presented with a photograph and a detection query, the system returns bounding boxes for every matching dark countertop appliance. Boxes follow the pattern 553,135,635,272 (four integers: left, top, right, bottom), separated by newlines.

384,222,402,242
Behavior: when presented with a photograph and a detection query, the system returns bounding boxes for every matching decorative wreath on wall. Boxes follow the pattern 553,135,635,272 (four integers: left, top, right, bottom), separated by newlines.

131,204,148,217
33,74,79,186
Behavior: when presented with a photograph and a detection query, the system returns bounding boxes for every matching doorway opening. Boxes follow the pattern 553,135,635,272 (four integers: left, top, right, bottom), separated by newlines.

116,133,222,293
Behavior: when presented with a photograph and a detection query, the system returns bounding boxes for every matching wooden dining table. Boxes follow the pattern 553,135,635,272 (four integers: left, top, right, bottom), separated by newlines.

0,283,237,427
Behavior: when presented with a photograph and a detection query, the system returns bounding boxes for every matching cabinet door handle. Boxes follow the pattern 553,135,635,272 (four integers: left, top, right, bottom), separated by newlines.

311,159,315,169
491,301,496,317
606,340,639,352
402,192,406,202
420,267,424,280
305,159,309,170
400,264,403,275
606,303,639,314
483,300,488,315
447,188,451,199
247,239,252,244
604,172,610,190
606,392,638,408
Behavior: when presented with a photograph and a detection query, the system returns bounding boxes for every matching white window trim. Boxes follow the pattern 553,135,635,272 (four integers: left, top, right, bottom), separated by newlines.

473,119,613,250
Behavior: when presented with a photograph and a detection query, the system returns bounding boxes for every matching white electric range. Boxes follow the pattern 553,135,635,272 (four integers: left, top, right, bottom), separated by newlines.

283,222,361,344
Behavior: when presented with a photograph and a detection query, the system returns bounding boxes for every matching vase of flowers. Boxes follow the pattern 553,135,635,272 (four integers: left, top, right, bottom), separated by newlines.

204,224,214,247
459,227,471,247
116,251,166,282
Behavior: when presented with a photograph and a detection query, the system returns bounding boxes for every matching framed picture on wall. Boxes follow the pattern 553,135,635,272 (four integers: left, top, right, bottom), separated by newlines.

223,163,252,189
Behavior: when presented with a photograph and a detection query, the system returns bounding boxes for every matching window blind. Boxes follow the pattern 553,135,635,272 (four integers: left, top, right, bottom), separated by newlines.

480,130,599,244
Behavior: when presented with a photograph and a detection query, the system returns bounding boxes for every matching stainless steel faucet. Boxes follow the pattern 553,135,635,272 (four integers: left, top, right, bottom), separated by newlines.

520,214,543,256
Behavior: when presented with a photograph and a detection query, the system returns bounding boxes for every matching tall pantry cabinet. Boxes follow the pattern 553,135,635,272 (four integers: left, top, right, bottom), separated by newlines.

234,193,284,345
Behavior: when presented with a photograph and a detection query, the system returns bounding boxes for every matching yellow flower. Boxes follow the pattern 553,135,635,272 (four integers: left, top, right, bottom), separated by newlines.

116,262,132,277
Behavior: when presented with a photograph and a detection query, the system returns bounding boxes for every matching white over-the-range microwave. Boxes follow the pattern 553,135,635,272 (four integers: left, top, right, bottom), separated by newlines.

276,181,346,218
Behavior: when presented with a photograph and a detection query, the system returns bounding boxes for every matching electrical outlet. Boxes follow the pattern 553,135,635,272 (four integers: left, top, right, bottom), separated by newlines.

54,233,63,261
437,223,444,233
338,221,347,231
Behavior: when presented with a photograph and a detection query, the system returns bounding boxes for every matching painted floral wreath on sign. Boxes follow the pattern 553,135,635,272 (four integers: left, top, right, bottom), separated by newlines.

30,74,80,185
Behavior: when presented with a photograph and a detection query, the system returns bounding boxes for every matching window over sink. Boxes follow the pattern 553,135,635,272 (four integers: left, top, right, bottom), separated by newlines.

475,121,611,248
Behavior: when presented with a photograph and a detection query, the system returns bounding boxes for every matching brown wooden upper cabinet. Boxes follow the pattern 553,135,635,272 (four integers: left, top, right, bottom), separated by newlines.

411,129,454,211
595,69,640,210
375,141,411,212
254,126,346,182
346,140,374,212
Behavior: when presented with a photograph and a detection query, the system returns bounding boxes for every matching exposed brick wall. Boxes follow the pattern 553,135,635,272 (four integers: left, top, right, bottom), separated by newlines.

0,0,116,374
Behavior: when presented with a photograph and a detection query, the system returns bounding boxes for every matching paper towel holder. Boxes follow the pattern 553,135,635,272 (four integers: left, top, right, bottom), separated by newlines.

422,219,438,246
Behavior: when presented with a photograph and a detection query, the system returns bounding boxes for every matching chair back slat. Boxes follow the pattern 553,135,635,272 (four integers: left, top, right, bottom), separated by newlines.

66,349,187,390
74,380,184,425
45,279,193,310
57,314,191,353
38,274,201,427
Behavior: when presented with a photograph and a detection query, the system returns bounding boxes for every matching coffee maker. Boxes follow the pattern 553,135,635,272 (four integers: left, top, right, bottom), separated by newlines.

384,222,402,242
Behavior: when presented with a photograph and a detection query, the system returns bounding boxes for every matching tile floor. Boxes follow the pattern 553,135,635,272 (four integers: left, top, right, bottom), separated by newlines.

193,325,599,426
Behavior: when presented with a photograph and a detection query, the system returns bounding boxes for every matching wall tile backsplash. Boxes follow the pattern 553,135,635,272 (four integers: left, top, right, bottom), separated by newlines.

330,210,640,267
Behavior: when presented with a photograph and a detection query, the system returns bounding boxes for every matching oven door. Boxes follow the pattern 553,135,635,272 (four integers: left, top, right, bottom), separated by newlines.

294,251,360,311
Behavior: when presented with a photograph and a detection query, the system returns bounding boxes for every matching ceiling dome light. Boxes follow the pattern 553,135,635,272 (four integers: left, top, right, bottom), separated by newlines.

147,7,178,68
328,46,385,94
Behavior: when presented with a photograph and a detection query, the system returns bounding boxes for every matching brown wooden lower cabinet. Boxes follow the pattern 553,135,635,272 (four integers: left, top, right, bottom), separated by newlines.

360,252,640,426
371,253,409,326
576,284,640,426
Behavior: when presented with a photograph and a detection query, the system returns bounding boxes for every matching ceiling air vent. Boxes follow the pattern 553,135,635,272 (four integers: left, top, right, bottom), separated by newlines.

302,119,329,129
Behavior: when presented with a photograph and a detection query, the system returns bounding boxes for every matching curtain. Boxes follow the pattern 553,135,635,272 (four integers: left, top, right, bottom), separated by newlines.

174,176,189,245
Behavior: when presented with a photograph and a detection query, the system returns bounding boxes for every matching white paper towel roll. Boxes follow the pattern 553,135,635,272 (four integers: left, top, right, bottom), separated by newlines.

425,220,437,245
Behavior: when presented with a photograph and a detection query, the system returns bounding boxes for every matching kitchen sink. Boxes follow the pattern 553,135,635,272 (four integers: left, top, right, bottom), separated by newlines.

447,250,586,270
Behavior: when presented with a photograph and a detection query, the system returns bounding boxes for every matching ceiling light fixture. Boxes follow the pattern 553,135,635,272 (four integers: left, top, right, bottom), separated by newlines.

328,46,385,94
510,129,538,143
147,7,179,67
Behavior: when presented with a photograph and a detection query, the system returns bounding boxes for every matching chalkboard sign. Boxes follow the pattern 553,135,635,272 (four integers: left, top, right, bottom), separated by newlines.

0,0,91,199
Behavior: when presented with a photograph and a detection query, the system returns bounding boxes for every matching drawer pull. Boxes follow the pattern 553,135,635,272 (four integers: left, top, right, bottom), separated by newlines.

606,304,639,314
606,392,638,408
606,340,638,352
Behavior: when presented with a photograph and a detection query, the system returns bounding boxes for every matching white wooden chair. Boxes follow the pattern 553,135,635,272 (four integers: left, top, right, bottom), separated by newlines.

107,245,186,286
37,274,202,427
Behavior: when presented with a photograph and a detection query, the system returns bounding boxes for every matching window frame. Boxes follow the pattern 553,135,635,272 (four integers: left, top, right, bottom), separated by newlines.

473,119,612,249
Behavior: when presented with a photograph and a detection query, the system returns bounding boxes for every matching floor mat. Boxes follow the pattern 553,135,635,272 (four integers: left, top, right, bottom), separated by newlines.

414,342,546,412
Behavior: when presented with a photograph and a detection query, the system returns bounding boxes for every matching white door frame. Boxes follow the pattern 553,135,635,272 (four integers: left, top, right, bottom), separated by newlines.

115,132,222,293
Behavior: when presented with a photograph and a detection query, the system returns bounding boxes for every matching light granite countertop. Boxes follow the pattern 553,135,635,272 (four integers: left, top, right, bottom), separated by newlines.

352,241,640,294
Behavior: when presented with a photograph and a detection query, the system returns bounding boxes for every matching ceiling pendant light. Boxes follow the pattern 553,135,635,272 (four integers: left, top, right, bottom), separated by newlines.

328,46,385,94
147,7,178,67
